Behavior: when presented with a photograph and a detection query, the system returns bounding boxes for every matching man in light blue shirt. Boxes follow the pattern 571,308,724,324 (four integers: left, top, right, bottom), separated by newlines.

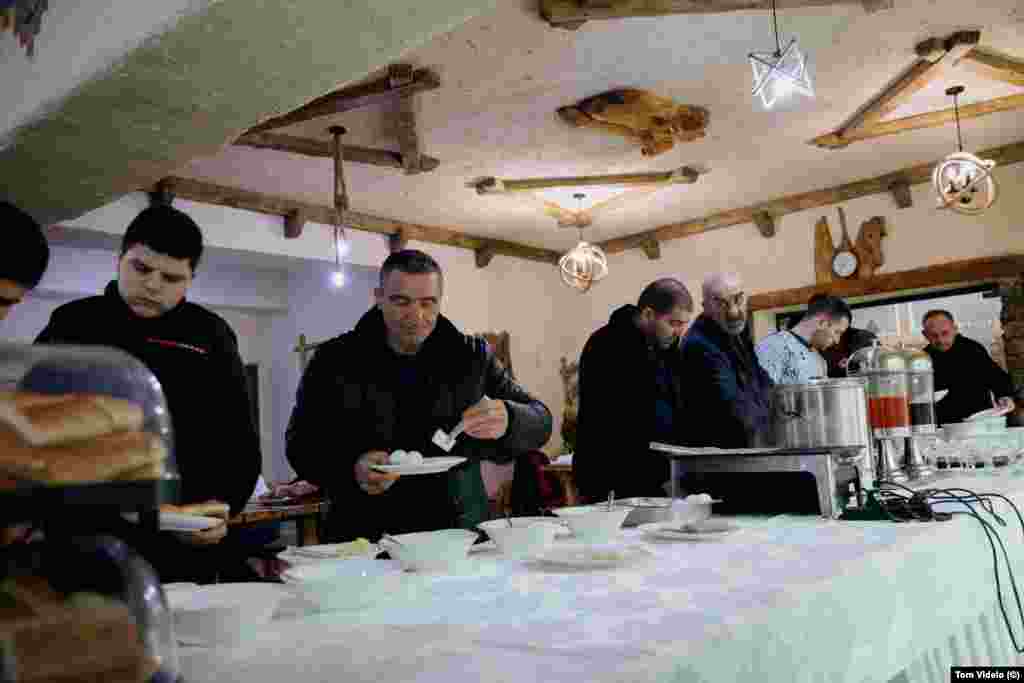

755,295,850,385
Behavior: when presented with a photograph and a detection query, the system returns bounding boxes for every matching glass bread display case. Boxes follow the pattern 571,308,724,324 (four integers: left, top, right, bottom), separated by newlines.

0,340,182,682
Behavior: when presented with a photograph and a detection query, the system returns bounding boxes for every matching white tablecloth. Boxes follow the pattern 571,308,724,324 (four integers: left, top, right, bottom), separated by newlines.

179,472,1024,683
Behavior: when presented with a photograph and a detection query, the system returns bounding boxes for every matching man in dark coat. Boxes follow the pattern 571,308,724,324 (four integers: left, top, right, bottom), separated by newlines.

286,250,552,542
33,206,261,581
679,272,774,449
573,278,694,502
923,309,1015,424
676,273,815,513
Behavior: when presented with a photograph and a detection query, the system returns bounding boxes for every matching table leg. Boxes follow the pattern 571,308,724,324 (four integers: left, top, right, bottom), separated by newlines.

670,459,680,500
297,516,319,546
562,473,579,507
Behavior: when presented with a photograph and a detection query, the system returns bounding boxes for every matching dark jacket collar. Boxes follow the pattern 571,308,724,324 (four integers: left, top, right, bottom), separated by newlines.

103,280,187,325
352,306,465,360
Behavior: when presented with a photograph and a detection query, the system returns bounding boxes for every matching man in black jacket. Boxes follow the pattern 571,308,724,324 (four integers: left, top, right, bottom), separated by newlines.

923,309,1015,424
286,250,552,542
574,278,693,502
34,206,261,580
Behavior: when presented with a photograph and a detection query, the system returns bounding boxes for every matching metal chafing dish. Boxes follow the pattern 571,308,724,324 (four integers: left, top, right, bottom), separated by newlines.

650,442,865,519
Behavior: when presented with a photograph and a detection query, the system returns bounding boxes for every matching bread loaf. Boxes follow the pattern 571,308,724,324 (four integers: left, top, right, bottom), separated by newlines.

0,394,144,447
0,428,167,484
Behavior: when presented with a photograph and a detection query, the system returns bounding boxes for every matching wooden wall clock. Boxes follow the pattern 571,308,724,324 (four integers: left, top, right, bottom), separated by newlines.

814,208,887,285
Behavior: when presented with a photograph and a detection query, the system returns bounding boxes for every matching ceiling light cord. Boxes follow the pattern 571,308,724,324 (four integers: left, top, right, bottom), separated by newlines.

953,91,964,153
771,0,781,58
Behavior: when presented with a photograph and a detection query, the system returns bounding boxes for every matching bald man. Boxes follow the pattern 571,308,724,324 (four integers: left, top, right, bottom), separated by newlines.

678,273,774,448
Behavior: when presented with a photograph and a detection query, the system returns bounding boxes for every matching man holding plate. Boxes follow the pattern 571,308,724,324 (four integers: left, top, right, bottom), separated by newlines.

287,250,552,542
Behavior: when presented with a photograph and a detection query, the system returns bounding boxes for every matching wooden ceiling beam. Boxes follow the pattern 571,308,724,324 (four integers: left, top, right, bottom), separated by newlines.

832,31,980,140
389,64,424,175
811,93,1024,149
234,132,440,173
960,48,1024,87
749,254,1024,311
242,66,441,136
540,0,891,29
152,176,560,266
600,139,1024,255
473,166,701,194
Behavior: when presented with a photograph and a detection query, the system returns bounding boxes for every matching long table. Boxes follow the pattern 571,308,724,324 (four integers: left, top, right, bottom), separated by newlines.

179,472,1024,683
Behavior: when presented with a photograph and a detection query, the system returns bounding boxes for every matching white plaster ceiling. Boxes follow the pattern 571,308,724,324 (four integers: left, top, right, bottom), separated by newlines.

179,0,1024,252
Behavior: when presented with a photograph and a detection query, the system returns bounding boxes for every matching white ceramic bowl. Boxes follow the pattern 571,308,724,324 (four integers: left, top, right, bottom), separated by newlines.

478,518,560,557
281,558,403,612
671,500,716,525
552,505,630,542
166,583,285,645
379,529,478,572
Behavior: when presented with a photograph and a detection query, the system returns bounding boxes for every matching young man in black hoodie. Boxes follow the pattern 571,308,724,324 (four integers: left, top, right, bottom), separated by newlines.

573,278,694,502
33,206,260,581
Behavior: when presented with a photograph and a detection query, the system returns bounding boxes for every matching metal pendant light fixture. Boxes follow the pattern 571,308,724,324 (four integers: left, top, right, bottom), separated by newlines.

748,0,814,110
558,193,609,293
328,125,351,288
932,86,998,215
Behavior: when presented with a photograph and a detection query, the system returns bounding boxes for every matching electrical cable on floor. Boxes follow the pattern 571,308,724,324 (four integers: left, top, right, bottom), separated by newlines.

876,480,1024,653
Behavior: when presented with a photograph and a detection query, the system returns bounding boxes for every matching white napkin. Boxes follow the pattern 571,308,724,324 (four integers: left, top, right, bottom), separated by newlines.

553,453,573,465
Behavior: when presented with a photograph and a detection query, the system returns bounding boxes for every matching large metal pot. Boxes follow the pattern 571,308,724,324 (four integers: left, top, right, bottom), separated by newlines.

772,378,872,451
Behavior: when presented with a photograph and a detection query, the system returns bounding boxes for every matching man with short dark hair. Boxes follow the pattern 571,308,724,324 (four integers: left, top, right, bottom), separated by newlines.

34,205,261,580
0,201,50,322
286,249,552,541
574,278,694,501
755,295,850,384
922,309,1015,424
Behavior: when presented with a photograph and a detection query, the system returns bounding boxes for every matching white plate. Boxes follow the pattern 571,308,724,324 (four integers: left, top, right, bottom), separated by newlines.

122,511,222,532
639,519,739,542
282,542,379,561
529,544,653,570
372,456,467,475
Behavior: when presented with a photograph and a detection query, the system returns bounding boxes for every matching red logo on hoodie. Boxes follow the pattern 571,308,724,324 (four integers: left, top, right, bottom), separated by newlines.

146,338,208,355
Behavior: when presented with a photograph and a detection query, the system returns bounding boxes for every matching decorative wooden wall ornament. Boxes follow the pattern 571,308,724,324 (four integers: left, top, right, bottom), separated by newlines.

814,216,834,285
640,237,661,260
557,89,709,157
753,212,776,238
283,209,305,239
854,216,887,279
